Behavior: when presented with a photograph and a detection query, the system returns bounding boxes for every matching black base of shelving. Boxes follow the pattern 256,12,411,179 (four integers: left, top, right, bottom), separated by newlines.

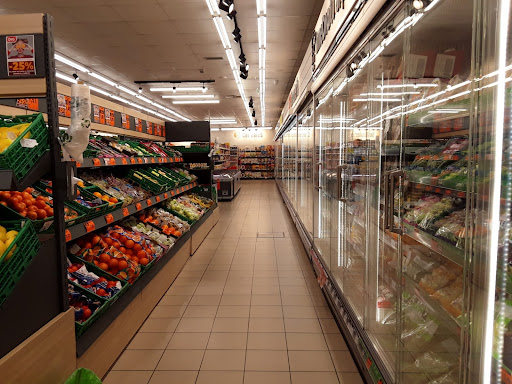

76,204,217,356
0,238,62,359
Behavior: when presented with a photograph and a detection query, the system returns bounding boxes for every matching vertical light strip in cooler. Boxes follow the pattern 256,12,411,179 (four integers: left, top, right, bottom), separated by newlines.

483,0,511,381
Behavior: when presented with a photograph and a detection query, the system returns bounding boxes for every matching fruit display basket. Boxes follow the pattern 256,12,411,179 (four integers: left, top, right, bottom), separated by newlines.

0,220,40,306
0,114,49,181
126,169,167,194
70,283,109,337
81,185,123,213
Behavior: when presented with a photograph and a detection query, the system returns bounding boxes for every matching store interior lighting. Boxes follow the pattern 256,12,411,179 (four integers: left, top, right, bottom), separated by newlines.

257,0,267,125
172,100,220,104
150,87,208,92
162,95,216,99
54,54,191,122
210,119,237,124
204,0,254,125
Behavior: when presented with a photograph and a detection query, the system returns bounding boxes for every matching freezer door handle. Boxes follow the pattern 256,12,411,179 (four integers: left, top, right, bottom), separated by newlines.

384,171,392,230
389,170,404,235
336,165,344,201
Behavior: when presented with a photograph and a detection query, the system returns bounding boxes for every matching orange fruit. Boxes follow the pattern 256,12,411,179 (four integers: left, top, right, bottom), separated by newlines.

125,240,135,249
104,237,113,246
98,263,109,271
119,246,127,254
119,236,127,244
93,192,102,198
109,197,118,203
109,259,119,269
132,257,139,264
139,258,149,266
99,253,111,264
91,236,101,246
118,260,128,270
133,243,142,252
137,250,147,259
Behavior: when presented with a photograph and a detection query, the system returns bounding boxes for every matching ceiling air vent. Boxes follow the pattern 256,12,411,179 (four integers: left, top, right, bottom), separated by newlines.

204,57,224,61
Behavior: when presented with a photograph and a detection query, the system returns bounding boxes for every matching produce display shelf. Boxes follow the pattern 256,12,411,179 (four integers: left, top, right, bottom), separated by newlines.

76,203,217,355
240,156,274,158
414,153,465,161
241,168,274,171
0,151,51,191
409,181,466,198
403,222,464,267
65,181,198,243
242,177,274,180
404,274,462,334
76,156,183,169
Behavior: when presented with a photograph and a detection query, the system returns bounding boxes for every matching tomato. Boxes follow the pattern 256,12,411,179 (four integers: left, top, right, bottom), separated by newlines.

82,308,92,319
36,209,47,219
26,211,38,220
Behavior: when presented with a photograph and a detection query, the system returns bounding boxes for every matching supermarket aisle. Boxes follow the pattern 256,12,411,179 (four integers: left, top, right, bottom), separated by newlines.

104,180,364,384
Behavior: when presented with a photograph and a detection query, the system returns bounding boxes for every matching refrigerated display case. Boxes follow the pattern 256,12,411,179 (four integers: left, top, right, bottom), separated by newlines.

275,0,512,382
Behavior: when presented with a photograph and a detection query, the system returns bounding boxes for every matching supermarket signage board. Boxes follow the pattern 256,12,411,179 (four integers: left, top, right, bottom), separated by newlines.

0,33,45,80
312,0,355,69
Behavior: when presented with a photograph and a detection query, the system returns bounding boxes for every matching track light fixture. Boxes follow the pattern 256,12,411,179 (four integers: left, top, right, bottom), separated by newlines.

227,8,237,20
218,0,233,12
239,53,246,64
138,87,142,93
412,0,432,10
249,97,254,108
252,110,256,118
172,86,177,93
202,84,206,93
233,27,242,43
240,71,248,80
254,119,258,126
72,73,79,80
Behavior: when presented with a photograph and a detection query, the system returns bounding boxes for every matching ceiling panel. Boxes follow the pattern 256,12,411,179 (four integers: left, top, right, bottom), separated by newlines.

0,0,324,128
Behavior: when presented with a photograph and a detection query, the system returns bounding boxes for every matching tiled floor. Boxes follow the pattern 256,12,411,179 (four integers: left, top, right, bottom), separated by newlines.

104,180,364,384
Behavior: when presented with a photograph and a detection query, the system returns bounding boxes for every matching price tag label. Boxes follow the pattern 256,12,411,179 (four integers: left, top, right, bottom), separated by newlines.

93,158,101,167
105,213,114,224
103,158,110,166
171,190,175,196
76,162,81,168
122,207,130,216
181,187,185,192
158,158,163,163
84,221,95,233
121,158,128,165
144,158,149,163
164,193,169,199
130,158,136,164
151,158,156,164
156,196,161,202
136,203,142,210
65,229,71,242
146,199,152,206
164,157,169,162
110,158,116,166
170,158,174,163
137,158,143,164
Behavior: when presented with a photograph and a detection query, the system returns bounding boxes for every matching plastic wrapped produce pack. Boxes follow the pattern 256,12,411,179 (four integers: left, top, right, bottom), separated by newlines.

61,82,91,162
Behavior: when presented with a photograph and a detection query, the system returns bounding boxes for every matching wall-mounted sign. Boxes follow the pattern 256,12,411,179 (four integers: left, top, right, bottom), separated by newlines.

234,130,264,139
6,35,36,77
16,98,38,111
121,113,130,129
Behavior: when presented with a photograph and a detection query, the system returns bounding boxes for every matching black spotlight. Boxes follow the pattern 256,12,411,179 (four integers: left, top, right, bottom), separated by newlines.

240,63,249,72
72,73,79,80
218,0,233,12
240,71,248,80
233,27,242,43
227,8,237,20
239,53,246,64
252,110,256,118
248,97,254,108
254,119,258,126
138,87,143,93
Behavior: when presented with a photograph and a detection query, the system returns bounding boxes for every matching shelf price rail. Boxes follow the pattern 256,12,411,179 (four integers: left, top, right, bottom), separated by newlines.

75,156,183,168
65,181,198,242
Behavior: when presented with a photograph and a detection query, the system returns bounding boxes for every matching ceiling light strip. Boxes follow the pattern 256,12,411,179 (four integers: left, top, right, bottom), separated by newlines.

257,0,267,125
204,0,254,125
54,55,189,122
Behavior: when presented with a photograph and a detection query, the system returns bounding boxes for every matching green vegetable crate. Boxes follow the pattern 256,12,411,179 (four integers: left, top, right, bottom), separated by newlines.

0,220,40,306
0,113,49,182
70,283,109,337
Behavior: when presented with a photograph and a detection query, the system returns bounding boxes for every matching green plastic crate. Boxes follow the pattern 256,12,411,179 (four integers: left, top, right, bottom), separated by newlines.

126,169,166,194
80,185,123,213
0,114,49,181
0,220,40,306
70,283,109,337
172,145,209,153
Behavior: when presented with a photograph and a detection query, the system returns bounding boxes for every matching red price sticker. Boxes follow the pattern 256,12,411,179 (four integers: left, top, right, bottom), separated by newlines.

121,158,128,165
156,196,161,202
171,190,175,196
164,193,169,199
136,203,142,210
137,158,143,164
105,213,114,224
164,157,169,162
93,158,101,166
84,221,95,233
146,199,152,206
159,158,163,163
170,158,174,163
151,158,156,164
122,207,129,216
109,158,116,166
76,162,81,168
65,229,71,242
130,158,136,164
181,187,185,192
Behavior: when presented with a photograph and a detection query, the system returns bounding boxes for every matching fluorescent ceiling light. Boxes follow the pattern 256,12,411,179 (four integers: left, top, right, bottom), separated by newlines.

89,85,111,97
162,95,215,99
55,53,90,73
377,83,438,89
211,128,220,131
353,98,401,102
89,71,117,87
428,108,467,114
210,119,237,124
360,92,420,96
56,72,77,84
258,17,267,48
150,87,207,92
256,0,266,14
117,85,138,97
172,100,220,104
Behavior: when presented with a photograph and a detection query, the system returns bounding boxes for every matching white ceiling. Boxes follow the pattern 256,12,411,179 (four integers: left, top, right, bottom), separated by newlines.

0,0,324,127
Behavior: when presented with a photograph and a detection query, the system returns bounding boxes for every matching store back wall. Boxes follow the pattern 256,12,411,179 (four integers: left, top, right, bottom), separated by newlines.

211,129,276,147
